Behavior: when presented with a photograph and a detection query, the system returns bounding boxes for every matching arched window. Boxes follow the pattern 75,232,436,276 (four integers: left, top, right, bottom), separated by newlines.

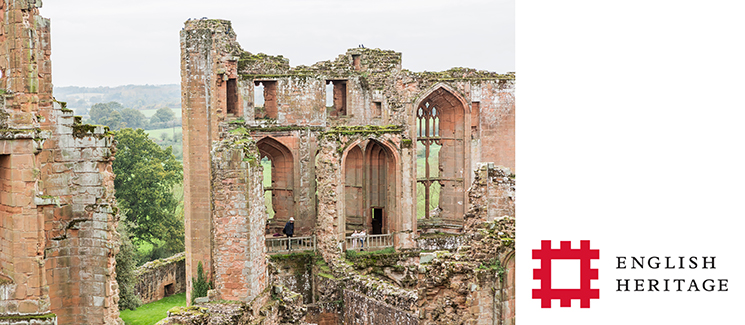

416,87,466,221
257,137,294,234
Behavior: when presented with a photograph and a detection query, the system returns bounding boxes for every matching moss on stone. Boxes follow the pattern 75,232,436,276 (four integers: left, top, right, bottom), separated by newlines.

71,123,110,139
206,299,243,304
318,272,337,280
167,306,208,316
248,125,324,133
0,313,56,321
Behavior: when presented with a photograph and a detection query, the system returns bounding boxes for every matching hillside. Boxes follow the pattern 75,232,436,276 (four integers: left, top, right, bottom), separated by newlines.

54,84,180,110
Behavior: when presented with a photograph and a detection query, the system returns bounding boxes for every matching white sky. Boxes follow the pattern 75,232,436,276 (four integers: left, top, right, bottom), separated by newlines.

40,0,515,87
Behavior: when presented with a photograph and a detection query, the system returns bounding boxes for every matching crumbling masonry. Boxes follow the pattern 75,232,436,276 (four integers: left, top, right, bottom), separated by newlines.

0,1,121,324
180,19,514,324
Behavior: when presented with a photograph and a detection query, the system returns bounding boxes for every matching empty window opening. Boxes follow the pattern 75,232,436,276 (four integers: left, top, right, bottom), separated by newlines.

325,83,334,109
471,102,480,132
254,81,277,119
352,54,361,71
226,78,238,115
373,101,382,118
261,156,275,220
415,88,466,221
327,80,347,117
258,138,294,235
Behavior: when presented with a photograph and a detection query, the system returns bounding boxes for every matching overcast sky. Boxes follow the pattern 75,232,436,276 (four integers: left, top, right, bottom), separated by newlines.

41,0,514,87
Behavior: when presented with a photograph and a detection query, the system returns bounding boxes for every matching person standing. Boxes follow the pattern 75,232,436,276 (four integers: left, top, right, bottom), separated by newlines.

359,229,366,250
283,217,295,250
351,230,360,249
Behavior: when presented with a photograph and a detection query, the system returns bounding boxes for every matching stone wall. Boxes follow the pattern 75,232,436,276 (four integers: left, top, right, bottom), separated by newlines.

343,290,417,325
210,132,267,302
134,252,186,304
416,234,470,252
0,1,121,324
267,254,314,305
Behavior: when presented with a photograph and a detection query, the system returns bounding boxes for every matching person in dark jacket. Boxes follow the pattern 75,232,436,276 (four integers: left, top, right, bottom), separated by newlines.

282,217,295,250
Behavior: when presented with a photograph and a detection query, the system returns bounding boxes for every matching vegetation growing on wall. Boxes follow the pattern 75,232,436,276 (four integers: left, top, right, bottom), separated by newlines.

191,261,213,305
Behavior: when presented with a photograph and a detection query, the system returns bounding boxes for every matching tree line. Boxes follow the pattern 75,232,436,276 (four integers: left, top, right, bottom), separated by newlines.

84,101,181,130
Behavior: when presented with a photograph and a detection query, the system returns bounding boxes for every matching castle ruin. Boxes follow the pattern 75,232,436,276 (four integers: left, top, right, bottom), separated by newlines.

179,19,515,324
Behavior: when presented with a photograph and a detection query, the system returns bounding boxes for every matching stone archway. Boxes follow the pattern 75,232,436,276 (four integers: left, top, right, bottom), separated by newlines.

257,137,294,234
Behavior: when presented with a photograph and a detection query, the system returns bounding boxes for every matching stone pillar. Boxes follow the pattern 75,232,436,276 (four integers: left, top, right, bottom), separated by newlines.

210,136,267,302
180,19,241,304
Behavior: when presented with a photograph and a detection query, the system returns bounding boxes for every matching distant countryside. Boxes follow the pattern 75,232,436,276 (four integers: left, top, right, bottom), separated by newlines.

54,85,187,317
54,84,183,160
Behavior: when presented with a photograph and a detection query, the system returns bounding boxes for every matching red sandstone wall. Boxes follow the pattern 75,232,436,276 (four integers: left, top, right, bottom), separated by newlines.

0,2,120,324
210,136,267,301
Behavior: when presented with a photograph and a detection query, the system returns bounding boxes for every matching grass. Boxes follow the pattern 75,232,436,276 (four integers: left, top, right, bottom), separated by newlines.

143,127,183,162
261,158,275,219
140,108,182,118
120,292,186,325
144,127,182,142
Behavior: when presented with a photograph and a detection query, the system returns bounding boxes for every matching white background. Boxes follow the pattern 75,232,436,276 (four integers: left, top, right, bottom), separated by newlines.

518,0,745,323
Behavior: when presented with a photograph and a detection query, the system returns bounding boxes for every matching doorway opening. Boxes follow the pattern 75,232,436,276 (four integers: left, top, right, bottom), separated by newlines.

371,208,383,234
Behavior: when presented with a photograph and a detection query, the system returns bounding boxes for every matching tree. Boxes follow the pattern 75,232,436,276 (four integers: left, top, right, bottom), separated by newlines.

89,101,124,124
115,218,142,310
151,107,175,125
120,108,149,130
99,110,125,130
112,128,184,251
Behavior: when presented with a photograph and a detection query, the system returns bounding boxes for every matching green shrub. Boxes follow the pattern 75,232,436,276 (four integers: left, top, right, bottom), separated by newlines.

191,261,212,304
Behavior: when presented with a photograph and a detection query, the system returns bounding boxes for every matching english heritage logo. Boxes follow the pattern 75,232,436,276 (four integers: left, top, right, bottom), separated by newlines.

532,240,599,308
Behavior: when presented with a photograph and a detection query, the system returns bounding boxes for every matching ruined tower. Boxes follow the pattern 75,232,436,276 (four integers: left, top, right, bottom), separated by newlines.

0,1,121,324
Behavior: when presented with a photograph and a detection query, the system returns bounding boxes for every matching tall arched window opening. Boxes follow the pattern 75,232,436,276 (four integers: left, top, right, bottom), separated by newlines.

416,87,466,221
257,137,294,234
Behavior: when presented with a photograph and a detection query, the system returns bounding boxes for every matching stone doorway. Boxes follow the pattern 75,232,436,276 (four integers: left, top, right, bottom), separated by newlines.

371,208,384,234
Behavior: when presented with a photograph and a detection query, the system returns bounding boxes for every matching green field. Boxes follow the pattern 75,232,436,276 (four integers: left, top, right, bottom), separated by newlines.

143,127,183,161
262,158,275,219
119,292,186,325
144,127,182,141
139,108,182,118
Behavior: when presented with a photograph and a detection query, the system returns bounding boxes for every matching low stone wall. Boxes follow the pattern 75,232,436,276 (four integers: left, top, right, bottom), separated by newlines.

416,234,470,251
135,252,186,304
343,290,418,325
268,253,315,304
0,313,57,325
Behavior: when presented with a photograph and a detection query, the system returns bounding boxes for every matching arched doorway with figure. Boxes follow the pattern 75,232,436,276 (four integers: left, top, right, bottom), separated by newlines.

342,139,398,237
